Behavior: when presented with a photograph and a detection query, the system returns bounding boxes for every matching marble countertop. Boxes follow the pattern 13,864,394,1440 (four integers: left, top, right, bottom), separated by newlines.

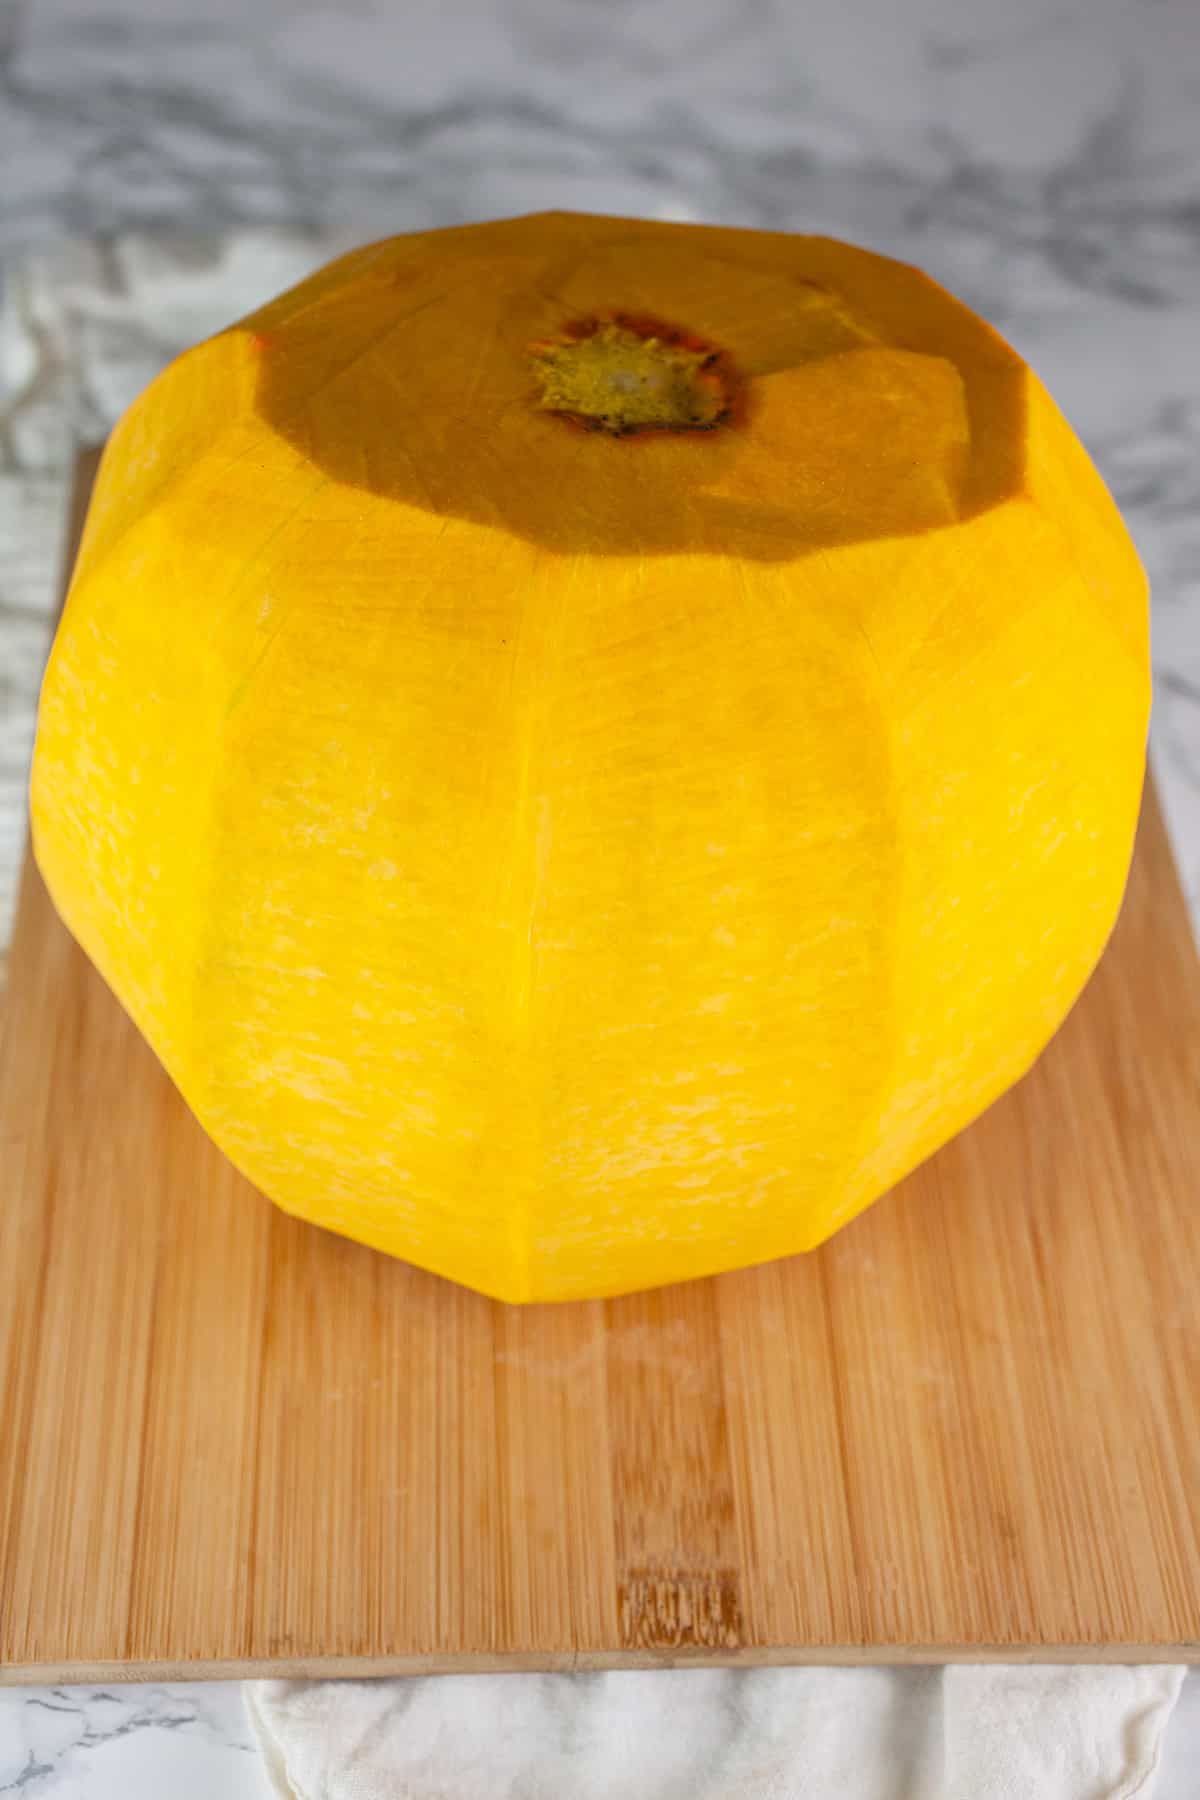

1,0,1197,1791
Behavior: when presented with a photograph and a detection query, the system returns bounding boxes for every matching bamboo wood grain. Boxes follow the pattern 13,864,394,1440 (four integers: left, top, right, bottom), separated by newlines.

1,450,1198,1679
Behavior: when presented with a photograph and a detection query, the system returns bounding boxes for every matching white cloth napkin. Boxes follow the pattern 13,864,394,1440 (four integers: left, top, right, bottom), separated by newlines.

246,1665,1185,1800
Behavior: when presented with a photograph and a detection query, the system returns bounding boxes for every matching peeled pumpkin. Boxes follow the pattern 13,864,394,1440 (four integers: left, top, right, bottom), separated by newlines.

31,209,1150,1303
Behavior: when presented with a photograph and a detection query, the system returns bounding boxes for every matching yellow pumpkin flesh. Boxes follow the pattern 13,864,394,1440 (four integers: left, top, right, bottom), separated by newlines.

31,210,1149,1302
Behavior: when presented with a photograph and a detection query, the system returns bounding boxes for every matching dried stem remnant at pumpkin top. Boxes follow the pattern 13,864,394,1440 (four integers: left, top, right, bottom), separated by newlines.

530,313,739,436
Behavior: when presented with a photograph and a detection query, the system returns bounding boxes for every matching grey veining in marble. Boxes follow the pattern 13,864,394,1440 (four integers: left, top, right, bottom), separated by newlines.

1,0,1198,1791
0,1683,266,1798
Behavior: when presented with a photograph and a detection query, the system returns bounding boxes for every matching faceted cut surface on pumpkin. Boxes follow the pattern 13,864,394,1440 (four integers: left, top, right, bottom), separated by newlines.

31,211,1149,1301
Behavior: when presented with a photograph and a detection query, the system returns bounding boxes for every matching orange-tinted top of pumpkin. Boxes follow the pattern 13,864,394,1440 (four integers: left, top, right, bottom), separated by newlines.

244,210,1025,560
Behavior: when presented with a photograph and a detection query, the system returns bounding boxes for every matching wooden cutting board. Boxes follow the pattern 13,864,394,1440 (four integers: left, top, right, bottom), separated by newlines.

2,450,1199,1681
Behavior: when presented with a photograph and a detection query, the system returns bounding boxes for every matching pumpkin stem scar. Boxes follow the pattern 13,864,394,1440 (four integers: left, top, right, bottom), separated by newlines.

529,313,738,436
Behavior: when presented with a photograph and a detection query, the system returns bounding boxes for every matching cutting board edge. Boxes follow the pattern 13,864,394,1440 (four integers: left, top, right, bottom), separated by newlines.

4,1644,1199,1685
